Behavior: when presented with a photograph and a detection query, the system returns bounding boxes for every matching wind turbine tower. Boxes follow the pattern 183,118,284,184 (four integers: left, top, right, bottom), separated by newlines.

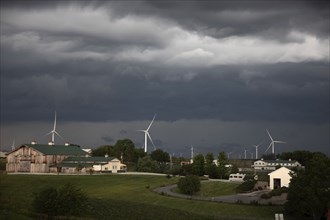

253,143,261,159
46,111,64,145
265,129,285,154
138,114,156,153
227,152,233,159
244,148,248,159
190,145,194,164
11,139,15,151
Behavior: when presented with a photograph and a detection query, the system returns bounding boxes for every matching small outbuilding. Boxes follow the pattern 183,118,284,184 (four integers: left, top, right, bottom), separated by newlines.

268,166,293,190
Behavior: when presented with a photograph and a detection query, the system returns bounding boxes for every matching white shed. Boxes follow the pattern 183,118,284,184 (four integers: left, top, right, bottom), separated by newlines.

268,166,293,190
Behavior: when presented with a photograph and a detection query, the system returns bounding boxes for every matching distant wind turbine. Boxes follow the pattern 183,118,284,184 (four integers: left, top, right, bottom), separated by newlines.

265,129,285,154
227,152,233,159
11,139,15,151
46,111,64,144
138,114,156,153
253,143,262,159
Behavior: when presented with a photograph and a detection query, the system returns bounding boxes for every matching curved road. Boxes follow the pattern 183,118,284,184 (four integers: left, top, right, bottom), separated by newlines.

154,182,286,205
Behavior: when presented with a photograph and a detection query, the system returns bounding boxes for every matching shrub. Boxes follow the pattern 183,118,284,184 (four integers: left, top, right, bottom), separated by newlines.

177,175,201,195
33,183,88,216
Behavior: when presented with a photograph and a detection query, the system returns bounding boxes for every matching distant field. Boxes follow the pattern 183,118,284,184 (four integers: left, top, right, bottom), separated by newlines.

0,174,286,220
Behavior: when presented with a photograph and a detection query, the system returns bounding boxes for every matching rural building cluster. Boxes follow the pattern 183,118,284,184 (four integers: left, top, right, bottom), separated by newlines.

5,142,127,174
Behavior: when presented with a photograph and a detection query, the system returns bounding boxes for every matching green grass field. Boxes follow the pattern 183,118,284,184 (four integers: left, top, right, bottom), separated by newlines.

0,174,286,219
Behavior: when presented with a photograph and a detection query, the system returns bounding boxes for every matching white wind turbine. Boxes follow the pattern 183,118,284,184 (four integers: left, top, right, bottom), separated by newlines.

11,139,15,151
253,143,262,159
46,111,64,144
265,129,285,155
138,114,157,153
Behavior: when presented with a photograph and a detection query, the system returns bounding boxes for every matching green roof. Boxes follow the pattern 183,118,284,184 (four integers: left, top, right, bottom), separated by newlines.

24,144,87,156
50,162,94,168
63,156,116,163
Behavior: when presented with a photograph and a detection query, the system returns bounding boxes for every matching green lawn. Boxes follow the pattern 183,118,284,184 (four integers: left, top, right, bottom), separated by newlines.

198,181,238,197
0,174,286,219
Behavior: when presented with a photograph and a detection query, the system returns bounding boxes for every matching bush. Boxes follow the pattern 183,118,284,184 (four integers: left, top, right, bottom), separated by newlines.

33,183,88,216
177,175,201,195
236,174,257,193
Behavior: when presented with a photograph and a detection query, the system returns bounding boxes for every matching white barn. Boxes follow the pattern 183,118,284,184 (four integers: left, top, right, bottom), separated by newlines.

268,167,293,190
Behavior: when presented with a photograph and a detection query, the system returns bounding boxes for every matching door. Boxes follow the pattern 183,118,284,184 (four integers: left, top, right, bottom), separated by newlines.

19,161,31,172
273,178,281,189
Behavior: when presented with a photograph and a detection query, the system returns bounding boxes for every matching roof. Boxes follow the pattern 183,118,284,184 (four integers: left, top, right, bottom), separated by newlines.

268,166,292,175
23,144,87,156
255,159,299,164
63,156,117,163
53,156,120,168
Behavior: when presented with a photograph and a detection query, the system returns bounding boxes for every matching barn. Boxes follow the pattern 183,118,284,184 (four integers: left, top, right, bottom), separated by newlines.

268,166,293,190
6,143,88,173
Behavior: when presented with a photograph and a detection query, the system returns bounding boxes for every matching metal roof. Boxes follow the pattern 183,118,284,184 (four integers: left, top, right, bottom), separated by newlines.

63,156,116,163
24,144,87,156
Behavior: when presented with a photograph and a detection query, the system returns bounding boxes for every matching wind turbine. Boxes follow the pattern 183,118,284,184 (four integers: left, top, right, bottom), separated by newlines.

11,139,15,151
138,114,156,153
227,152,233,159
265,129,285,155
253,143,262,159
46,111,64,144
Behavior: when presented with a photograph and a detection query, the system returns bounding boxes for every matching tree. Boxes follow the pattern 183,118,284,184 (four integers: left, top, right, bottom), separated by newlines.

134,148,147,163
177,175,201,195
150,149,170,163
136,156,159,173
204,153,214,175
192,154,205,176
217,152,229,179
114,139,136,163
285,154,330,220
92,145,114,157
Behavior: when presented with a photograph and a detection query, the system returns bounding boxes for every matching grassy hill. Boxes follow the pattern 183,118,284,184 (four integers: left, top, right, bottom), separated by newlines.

0,174,286,219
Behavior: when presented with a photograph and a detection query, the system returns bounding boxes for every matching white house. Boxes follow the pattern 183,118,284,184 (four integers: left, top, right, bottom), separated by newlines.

252,159,301,171
268,167,293,190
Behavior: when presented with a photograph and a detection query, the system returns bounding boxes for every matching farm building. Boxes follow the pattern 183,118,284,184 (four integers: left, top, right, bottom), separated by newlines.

252,159,301,171
268,166,293,190
6,143,88,173
55,156,127,174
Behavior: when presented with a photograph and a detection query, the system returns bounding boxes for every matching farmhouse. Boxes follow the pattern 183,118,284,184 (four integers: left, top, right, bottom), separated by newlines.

6,143,88,173
252,159,301,171
55,156,127,174
268,166,293,190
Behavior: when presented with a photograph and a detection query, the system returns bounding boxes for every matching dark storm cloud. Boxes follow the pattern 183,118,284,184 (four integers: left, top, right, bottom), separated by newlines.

101,136,114,144
0,0,329,154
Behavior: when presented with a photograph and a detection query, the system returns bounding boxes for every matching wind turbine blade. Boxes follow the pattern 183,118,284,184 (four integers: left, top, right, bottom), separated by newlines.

147,132,156,150
266,129,273,141
146,114,156,131
265,143,272,153
54,131,64,140
53,111,57,130
45,131,53,136
274,141,286,144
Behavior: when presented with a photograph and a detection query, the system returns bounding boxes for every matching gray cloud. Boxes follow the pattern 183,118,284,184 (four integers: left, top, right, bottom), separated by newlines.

0,0,329,155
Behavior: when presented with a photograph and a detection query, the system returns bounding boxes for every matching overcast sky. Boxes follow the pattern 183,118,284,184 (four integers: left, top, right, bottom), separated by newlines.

1,0,329,157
